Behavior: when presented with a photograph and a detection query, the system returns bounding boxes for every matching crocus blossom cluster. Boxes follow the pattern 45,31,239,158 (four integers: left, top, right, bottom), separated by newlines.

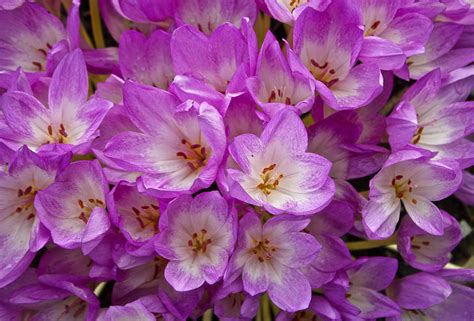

0,0,473,320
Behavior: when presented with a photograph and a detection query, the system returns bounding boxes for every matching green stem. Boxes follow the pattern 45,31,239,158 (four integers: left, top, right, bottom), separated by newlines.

346,234,398,251
202,309,213,321
89,0,105,48
262,294,271,321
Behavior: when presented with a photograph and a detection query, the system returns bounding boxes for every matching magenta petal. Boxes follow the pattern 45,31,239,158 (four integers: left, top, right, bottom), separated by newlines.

389,273,452,309
268,267,311,312
102,301,155,321
0,3,66,72
348,286,400,318
380,13,433,56
164,260,205,292
331,63,383,110
347,257,398,291
362,198,400,239
48,49,88,117
119,29,174,89
1,91,50,150
359,36,406,70
403,196,444,235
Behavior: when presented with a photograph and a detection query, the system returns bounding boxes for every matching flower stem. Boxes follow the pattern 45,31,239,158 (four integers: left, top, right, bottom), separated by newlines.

89,0,105,48
261,294,271,321
346,234,398,251
256,301,263,321
255,13,270,47
202,309,213,321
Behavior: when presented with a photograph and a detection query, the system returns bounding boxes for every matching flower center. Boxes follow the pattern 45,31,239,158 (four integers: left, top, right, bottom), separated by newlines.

309,59,339,87
131,203,160,232
187,229,212,254
15,185,37,221
391,175,418,205
364,20,381,37
407,309,431,319
410,236,431,250
45,123,69,144
283,0,308,13
63,297,87,318
252,238,276,263
176,138,209,171
267,87,293,105
257,164,284,195
32,42,52,71
77,198,105,223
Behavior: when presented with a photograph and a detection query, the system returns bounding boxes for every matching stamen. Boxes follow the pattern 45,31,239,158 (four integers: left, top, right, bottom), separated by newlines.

176,152,188,159
310,59,328,69
370,20,380,30
37,48,47,56
79,212,87,223
135,216,145,229
32,61,42,71
59,123,68,137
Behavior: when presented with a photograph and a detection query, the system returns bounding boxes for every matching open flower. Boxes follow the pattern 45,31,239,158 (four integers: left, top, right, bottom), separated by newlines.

0,49,113,154
387,69,474,169
358,0,433,70
155,192,236,291
225,212,320,312
108,181,164,256
170,20,257,113
104,82,226,197
362,150,462,239
247,32,315,118
291,0,383,110
227,109,335,215
0,3,66,73
401,22,474,79
397,210,462,272
329,257,400,319
0,146,68,287
36,160,110,249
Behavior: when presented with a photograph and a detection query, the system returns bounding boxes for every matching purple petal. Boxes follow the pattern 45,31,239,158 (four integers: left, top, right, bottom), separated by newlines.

379,13,433,56
388,273,452,309
347,257,398,291
359,36,406,70
348,286,400,318
331,63,383,110
48,49,88,118
268,267,311,312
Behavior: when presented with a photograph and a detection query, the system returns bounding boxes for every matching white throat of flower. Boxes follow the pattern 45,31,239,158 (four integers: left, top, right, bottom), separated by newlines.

392,175,418,205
